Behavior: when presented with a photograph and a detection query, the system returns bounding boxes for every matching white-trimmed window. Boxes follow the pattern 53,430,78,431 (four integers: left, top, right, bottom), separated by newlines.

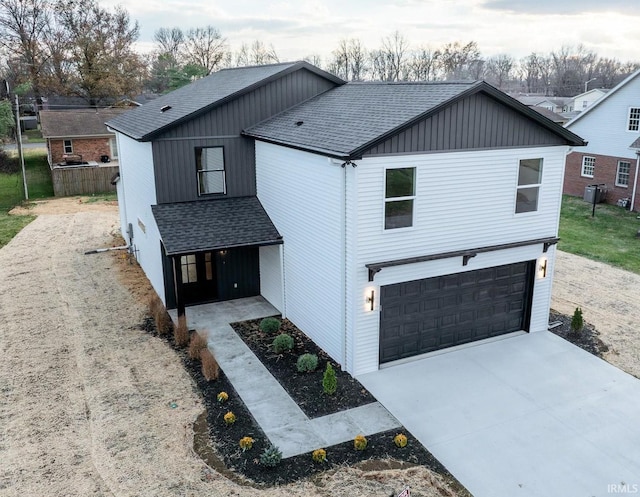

515,158,543,214
581,156,595,177
63,139,73,154
628,108,640,131
384,167,415,229
616,161,631,187
109,137,119,160
196,147,225,195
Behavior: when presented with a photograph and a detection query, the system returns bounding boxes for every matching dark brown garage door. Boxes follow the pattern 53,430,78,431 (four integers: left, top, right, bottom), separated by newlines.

379,261,535,364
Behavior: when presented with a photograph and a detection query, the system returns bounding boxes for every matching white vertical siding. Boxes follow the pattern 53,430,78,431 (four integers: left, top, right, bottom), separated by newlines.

118,134,166,304
259,245,284,313
567,74,640,159
351,146,569,375
256,142,345,365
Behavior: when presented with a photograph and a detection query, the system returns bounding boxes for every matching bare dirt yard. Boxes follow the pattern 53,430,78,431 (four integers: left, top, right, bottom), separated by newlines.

0,198,459,497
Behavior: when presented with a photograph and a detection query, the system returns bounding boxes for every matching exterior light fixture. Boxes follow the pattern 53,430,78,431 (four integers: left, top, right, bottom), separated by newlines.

366,289,375,311
538,257,548,279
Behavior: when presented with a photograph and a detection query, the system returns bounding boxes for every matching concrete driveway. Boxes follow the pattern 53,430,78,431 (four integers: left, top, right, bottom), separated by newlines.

358,331,640,497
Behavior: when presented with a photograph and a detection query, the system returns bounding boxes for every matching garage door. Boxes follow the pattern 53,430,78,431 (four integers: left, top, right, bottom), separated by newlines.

379,261,534,364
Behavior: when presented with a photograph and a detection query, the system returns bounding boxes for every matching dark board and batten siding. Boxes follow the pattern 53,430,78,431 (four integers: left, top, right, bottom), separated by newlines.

153,69,338,204
362,93,567,157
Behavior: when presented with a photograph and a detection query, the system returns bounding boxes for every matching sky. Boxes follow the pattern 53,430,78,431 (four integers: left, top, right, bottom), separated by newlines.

100,0,640,64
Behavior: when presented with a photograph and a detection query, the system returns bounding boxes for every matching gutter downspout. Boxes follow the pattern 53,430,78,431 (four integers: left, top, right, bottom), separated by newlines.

632,152,640,212
341,160,348,370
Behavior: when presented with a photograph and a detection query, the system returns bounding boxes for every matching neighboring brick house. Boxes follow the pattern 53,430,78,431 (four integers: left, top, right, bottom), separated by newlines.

40,108,127,166
564,70,640,210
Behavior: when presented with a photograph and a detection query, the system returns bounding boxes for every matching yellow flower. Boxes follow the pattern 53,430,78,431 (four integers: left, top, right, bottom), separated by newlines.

217,391,228,403
353,434,367,451
394,433,408,448
239,436,254,451
312,448,327,463
223,411,236,425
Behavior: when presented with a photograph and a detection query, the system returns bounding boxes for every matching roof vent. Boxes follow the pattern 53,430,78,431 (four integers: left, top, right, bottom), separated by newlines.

160,105,172,112
295,120,304,126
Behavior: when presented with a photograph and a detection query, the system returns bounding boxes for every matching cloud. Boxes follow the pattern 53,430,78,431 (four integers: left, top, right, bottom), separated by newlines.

481,0,640,15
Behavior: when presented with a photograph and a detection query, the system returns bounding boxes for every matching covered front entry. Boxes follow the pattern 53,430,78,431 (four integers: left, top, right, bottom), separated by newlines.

379,261,535,363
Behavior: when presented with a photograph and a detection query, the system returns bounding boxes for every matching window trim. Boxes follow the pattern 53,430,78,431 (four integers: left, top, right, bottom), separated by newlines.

628,107,640,132
581,156,595,178
616,160,631,188
109,137,119,160
63,139,73,154
383,166,416,231
515,157,543,215
196,146,226,196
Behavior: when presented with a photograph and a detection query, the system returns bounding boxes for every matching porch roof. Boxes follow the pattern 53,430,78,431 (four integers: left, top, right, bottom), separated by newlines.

152,196,282,256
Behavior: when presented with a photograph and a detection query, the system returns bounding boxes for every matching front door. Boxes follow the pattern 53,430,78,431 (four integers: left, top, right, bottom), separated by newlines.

179,252,218,305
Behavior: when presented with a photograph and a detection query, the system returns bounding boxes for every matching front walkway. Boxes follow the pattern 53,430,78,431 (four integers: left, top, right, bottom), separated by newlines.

358,331,640,497
173,297,400,458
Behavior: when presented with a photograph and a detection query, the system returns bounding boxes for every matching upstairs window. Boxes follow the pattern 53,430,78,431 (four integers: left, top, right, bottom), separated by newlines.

515,158,543,214
384,167,415,229
616,161,631,187
628,108,640,131
196,147,225,195
63,139,73,154
581,156,595,177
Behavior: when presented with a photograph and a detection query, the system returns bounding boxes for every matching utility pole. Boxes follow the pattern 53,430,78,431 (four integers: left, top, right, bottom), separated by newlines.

14,93,28,200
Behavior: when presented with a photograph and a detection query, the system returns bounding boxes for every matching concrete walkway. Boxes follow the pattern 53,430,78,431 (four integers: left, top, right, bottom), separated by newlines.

174,297,400,458
358,331,640,497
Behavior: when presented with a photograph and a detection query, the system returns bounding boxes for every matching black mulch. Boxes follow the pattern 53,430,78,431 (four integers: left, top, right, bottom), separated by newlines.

230,317,376,418
140,316,469,491
549,309,609,357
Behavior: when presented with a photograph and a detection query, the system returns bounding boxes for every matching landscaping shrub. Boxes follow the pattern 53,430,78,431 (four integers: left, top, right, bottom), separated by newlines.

571,307,584,335
148,294,171,336
0,149,19,174
272,333,294,354
223,411,236,425
322,362,337,395
259,444,282,467
394,433,408,448
259,317,281,334
188,331,208,360
296,353,318,373
353,434,368,451
239,436,254,451
217,391,228,403
312,448,327,463
200,348,219,381
173,316,189,348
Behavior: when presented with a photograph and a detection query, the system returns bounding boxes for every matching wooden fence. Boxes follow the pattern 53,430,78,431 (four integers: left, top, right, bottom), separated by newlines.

51,165,118,197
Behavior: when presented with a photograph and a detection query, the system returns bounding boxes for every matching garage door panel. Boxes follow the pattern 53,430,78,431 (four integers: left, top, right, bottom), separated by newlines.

380,261,534,363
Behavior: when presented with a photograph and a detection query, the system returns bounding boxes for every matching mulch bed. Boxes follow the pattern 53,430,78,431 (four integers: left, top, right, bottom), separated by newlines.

139,316,467,490
549,309,609,357
230,317,376,418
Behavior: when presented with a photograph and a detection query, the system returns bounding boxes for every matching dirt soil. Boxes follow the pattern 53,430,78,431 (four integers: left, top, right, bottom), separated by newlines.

0,197,460,497
552,250,640,379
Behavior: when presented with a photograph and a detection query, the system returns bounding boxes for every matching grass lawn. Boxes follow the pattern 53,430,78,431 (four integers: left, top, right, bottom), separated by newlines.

0,149,53,248
24,128,46,143
559,195,640,274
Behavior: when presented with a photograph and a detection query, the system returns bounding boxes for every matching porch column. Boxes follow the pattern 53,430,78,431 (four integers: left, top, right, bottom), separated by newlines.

172,256,186,318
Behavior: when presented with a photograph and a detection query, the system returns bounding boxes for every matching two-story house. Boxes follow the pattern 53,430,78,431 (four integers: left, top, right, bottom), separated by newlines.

564,70,640,210
108,62,584,376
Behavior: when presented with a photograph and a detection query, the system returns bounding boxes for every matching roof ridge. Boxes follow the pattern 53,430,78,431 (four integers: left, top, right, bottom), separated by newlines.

218,61,299,72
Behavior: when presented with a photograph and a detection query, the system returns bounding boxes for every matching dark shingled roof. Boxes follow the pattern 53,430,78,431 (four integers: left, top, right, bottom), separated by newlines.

152,196,282,256
106,61,343,141
244,80,585,158
630,137,640,149
40,108,127,138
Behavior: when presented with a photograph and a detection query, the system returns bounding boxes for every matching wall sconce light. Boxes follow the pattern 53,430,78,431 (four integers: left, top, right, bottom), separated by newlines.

365,289,375,311
538,257,548,279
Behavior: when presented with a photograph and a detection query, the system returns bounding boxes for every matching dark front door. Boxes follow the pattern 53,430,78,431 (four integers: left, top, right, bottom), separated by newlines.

179,252,218,305
379,261,535,364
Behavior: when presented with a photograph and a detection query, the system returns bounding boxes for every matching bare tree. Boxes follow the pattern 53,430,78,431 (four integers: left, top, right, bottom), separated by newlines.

154,27,184,61
328,38,367,81
406,46,439,81
182,25,227,75
438,41,480,80
486,54,514,88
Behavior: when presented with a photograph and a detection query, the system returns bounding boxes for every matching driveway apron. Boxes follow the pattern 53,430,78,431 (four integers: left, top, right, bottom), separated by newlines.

358,331,640,497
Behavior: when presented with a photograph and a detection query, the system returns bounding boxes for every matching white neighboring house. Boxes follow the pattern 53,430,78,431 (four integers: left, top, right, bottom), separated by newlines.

570,88,609,113
246,81,584,375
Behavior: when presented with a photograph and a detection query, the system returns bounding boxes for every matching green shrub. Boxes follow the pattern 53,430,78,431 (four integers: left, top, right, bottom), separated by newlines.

0,149,18,174
259,444,282,467
296,353,318,373
272,333,294,354
322,362,337,395
259,317,281,334
571,307,583,335
312,448,327,463
353,434,367,451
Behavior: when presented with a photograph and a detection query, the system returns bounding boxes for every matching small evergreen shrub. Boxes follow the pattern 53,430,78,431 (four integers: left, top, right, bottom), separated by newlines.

394,433,408,448
571,307,584,335
223,411,236,425
200,348,219,381
353,434,368,451
239,436,254,451
217,391,228,403
296,353,318,373
312,448,327,463
173,316,189,348
272,333,294,354
188,331,208,360
322,362,337,395
259,317,281,334
259,444,282,467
